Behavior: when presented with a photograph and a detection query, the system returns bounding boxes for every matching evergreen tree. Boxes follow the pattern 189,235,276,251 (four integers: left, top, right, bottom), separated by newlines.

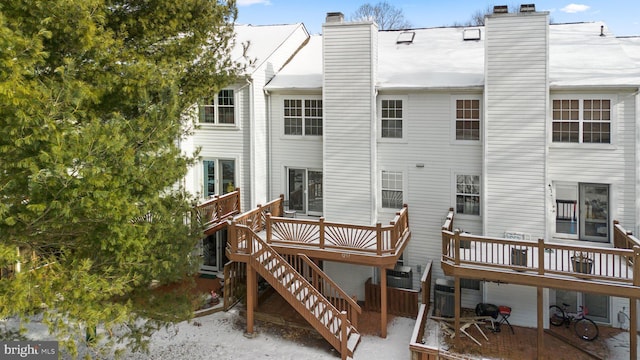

0,0,240,357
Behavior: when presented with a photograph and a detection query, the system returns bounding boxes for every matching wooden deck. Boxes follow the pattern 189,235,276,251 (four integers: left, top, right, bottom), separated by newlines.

436,208,640,359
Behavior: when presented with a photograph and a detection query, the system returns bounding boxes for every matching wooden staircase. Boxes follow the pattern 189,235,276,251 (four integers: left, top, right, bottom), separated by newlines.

239,225,361,359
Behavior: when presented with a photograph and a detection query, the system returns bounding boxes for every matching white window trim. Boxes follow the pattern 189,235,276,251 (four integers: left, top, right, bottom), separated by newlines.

200,157,239,199
282,96,323,137
450,95,482,145
549,94,617,148
198,88,239,129
378,95,408,143
452,172,481,219
379,169,406,212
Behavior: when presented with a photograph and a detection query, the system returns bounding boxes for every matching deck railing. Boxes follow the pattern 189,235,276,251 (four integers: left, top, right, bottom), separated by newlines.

442,216,640,284
195,189,241,229
281,253,361,328
364,277,419,318
613,220,640,251
264,204,410,255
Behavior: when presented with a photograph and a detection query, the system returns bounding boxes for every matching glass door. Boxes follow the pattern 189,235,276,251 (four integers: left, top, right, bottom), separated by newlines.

287,168,323,216
307,170,323,216
201,229,228,273
580,183,609,242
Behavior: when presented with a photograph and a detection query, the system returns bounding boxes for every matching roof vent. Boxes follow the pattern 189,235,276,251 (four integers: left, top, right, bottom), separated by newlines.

520,4,536,12
396,31,415,44
493,5,508,14
463,28,481,41
326,12,344,23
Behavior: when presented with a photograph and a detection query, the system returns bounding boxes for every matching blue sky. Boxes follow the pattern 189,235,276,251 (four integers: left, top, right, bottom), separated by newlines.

235,0,640,36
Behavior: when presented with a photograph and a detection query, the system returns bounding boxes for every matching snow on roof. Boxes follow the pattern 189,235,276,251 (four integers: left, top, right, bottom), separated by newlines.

377,27,484,89
265,35,323,90
549,22,640,88
266,21,640,90
232,23,304,74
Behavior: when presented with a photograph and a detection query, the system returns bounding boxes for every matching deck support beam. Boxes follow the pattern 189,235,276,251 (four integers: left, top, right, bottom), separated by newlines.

537,286,544,358
631,297,637,360
381,267,387,338
246,265,256,335
454,277,461,347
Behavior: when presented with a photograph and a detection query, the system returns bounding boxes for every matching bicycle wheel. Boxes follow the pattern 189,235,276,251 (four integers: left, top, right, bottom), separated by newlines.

574,318,599,341
549,305,565,326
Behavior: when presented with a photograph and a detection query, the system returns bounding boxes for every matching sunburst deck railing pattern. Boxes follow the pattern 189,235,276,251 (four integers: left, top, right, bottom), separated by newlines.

228,200,410,257
196,189,241,232
441,209,640,284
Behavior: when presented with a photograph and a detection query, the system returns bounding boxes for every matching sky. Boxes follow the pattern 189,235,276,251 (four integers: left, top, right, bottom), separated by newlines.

234,0,640,36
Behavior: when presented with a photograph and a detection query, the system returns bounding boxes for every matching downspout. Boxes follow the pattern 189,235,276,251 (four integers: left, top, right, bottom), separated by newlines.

636,89,640,236
265,88,272,199
243,77,254,208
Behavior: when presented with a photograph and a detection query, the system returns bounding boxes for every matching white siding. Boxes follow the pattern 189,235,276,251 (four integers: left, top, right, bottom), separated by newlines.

485,283,549,327
252,25,310,205
268,92,323,200
484,13,549,239
322,22,377,224
548,91,637,236
376,92,483,287
189,83,252,211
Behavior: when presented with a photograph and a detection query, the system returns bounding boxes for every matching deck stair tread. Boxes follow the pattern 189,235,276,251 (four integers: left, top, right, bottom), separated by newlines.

247,235,360,359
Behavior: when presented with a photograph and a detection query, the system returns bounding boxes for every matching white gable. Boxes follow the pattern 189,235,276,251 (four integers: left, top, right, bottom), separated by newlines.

232,23,306,74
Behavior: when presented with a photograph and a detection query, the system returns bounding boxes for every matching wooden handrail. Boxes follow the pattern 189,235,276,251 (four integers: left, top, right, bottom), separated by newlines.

195,189,241,228
296,253,361,326
420,260,433,306
613,220,640,250
236,224,356,356
441,226,637,283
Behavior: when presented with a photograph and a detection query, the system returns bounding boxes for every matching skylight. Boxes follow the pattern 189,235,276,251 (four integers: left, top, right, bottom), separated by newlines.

396,31,415,45
463,29,481,41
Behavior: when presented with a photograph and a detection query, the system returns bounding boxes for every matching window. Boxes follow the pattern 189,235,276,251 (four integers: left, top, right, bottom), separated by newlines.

456,175,480,215
455,99,480,141
284,99,322,136
554,182,609,242
199,89,235,124
552,99,610,143
381,100,403,138
202,159,235,198
382,171,403,209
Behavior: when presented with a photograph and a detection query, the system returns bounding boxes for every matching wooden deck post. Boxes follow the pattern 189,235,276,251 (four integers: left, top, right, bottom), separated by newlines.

454,230,461,265
538,238,545,275
381,267,388,338
454,276,461,347
537,286,544,358
376,223,382,255
266,214,272,244
246,264,256,335
319,217,325,249
235,187,241,213
631,298,637,360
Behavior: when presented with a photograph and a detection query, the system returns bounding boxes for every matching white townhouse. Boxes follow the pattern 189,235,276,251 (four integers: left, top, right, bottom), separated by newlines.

262,8,640,328
183,23,310,273
187,5,640,334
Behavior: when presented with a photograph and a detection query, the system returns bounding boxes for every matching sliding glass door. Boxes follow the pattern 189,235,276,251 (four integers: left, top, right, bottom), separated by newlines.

287,168,323,216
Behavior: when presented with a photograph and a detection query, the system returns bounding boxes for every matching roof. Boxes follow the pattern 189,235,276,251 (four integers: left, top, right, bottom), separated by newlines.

265,21,640,90
232,23,306,75
549,22,640,88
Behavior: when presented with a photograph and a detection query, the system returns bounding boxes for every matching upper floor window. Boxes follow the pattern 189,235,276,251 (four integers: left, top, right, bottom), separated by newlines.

455,99,480,141
552,99,610,144
284,99,322,136
381,99,403,138
455,174,480,216
200,89,235,125
203,159,236,198
382,171,403,209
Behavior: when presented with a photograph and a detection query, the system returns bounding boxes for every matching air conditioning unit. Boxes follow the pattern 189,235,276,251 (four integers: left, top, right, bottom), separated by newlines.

433,278,455,317
387,265,413,289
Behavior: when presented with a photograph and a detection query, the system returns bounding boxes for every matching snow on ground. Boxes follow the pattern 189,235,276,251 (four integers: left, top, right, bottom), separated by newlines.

3,308,416,359
119,308,415,360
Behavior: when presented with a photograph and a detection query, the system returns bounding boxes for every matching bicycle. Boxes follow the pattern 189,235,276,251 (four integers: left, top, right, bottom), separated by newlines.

549,303,599,341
